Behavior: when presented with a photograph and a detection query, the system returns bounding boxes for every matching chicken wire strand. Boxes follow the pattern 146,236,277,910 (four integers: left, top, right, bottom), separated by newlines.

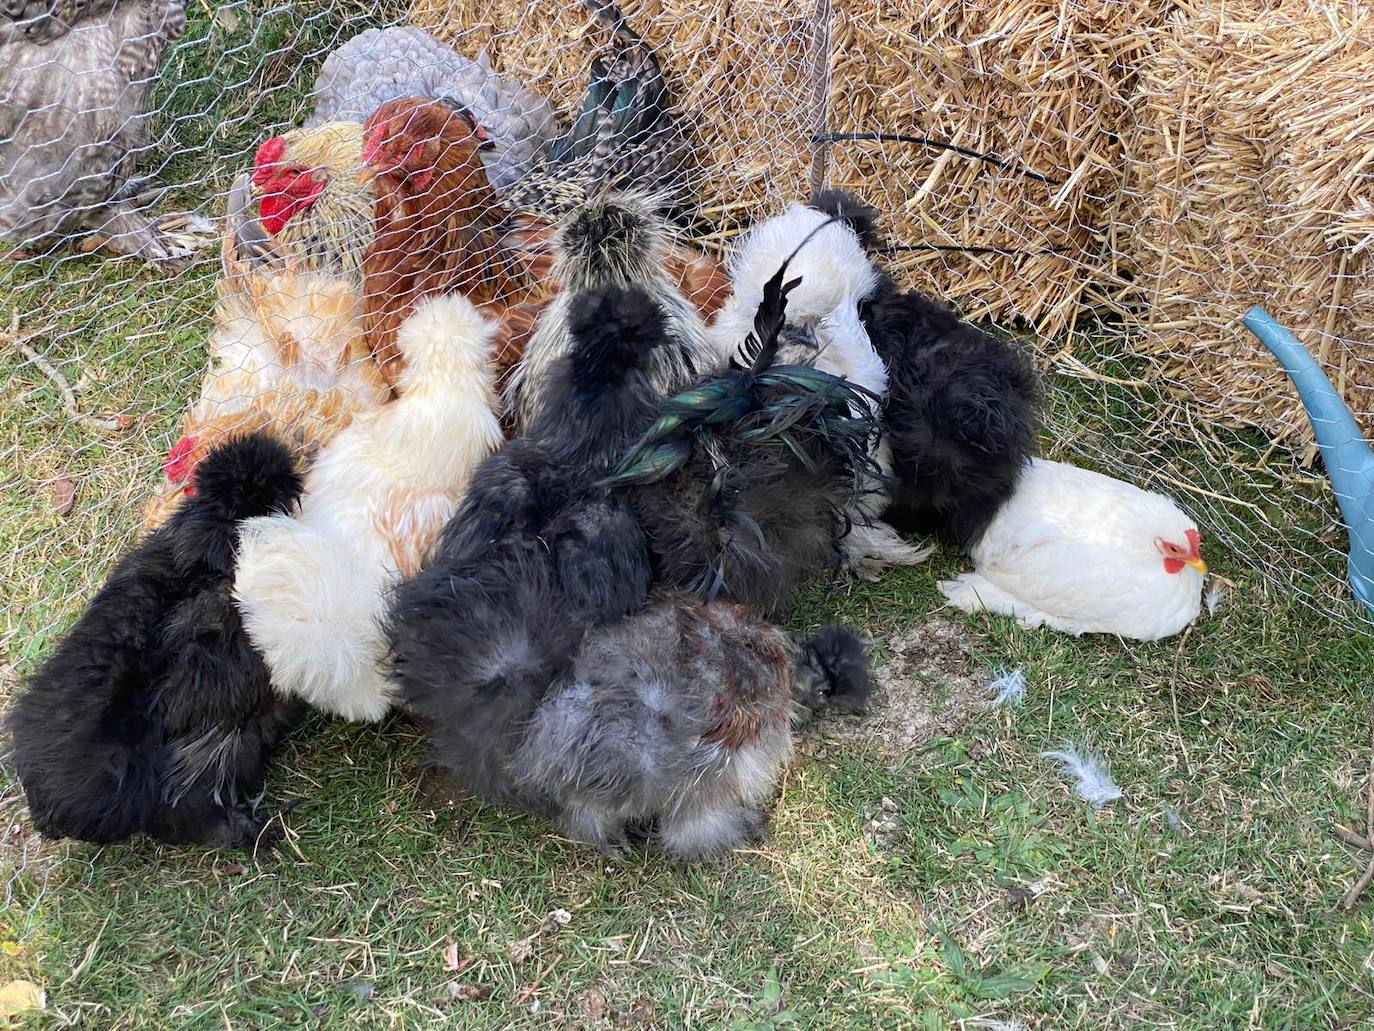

1,0,1371,888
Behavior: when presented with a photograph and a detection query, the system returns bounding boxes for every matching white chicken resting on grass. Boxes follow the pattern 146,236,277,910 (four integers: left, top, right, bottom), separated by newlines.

939,459,1208,641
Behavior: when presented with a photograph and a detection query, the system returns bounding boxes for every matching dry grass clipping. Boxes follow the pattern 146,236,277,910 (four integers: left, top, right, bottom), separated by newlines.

1126,1,1374,458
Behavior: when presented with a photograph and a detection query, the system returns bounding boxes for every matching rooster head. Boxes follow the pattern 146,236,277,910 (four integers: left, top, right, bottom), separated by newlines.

164,434,200,496
362,98,490,192
1156,528,1206,575
252,136,328,235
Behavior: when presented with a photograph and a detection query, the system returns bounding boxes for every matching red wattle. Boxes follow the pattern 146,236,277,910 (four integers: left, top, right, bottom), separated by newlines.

1163,557,1185,575
258,192,296,236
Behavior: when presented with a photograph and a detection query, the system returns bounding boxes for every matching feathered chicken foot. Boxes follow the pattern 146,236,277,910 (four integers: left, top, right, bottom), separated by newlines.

4,313,131,432
79,207,217,265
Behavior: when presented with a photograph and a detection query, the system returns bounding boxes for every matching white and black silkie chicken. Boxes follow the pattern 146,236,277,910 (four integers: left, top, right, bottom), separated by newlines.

505,191,719,431
705,199,932,579
8,433,306,847
1,0,200,261
385,285,870,859
809,188,1042,552
608,249,882,619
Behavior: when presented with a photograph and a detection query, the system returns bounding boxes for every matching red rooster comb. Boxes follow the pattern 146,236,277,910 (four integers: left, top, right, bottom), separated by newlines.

252,137,286,186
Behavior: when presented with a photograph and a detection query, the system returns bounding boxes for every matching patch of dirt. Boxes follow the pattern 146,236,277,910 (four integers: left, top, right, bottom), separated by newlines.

804,615,988,760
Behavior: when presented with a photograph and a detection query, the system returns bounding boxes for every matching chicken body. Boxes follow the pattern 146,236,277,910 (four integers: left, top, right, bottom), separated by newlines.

386,285,868,857
708,198,931,575
809,188,1042,552
10,434,305,847
506,192,719,430
306,26,558,193
939,458,1208,641
141,262,390,530
1,0,188,259
234,295,504,722
360,97,544,386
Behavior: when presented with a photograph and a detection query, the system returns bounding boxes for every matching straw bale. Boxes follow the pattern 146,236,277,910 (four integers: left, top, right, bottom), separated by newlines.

1127,1,1374,455
823,0,1174,340
409,0,821,241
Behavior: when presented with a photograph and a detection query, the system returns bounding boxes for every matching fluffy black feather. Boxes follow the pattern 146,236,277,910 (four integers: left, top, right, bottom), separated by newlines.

387,283,871,857
861,276,1040,547
808,187,882,249
8,433,306,847
794,626,872,714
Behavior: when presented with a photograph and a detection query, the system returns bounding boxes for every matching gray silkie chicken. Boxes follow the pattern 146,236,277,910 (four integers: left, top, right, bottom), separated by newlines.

305,25,559,193
0,0,202,261
386,284,872,859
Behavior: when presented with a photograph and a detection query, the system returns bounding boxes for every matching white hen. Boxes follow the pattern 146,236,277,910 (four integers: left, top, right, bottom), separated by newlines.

234,294,505,722
708,202,930,574
939,459,1207,641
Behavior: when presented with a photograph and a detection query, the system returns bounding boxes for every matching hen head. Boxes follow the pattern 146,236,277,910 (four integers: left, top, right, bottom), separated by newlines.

163,434,201,496
1156,527,1207,576
251,124,365,235
361,98,491,192
253,137,326,235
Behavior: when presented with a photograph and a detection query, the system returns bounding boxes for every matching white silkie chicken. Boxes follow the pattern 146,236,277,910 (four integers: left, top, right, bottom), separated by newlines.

939,459,1208,641
708,201,930,574
234,294,505,721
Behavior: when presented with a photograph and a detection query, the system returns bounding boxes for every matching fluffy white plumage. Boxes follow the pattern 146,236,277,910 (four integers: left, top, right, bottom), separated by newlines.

234,294,505,722
940,459,1207,641
1041,746,1123,807
708,202,929,573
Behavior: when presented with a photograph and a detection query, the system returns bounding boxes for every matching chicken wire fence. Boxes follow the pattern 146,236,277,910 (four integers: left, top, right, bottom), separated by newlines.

2,0,1372,715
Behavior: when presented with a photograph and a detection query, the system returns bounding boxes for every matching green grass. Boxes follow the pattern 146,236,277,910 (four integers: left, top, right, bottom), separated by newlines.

4,4,1374,1027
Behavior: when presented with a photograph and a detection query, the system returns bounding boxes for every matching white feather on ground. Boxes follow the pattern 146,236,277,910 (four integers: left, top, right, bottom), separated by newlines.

985,667,1026,708
1204,581,1227,616
1041,746,1123,807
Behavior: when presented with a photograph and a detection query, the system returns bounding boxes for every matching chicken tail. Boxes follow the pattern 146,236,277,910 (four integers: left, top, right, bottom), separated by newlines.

234,518,395,722
794,626,872,714
165,432,302,576
543,1,686,203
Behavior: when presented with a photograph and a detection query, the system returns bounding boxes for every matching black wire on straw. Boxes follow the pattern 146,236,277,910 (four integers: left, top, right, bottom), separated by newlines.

812,132,1065,186
879,243,1068,258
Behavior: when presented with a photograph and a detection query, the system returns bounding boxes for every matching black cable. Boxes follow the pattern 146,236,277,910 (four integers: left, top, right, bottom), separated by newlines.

811,132,1065,186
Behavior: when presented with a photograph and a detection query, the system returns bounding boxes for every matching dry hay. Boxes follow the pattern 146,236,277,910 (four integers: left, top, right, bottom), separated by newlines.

824,0,1174,340
409,0,822,243
1126,1,1374,457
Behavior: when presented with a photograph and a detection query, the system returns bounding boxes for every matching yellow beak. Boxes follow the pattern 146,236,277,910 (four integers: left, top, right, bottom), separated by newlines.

1186,557,1208,575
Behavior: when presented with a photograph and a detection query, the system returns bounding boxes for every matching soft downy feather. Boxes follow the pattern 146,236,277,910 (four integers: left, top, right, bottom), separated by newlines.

234,294,503,722
1041,746,1123,807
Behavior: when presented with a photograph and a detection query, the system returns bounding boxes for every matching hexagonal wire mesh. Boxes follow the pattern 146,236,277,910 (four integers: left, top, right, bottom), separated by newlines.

2,0,1371,890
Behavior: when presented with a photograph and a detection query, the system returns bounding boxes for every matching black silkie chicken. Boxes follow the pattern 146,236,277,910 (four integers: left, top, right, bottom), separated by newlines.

386,284,870,859
808,188,1041,550
9,433,306,847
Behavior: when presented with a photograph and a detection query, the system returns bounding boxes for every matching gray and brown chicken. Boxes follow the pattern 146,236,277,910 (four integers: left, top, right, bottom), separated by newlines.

0,0,201,261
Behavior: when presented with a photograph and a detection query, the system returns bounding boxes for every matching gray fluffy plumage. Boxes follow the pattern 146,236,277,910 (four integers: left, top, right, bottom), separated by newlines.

305,26,558,193
0,0,186,257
